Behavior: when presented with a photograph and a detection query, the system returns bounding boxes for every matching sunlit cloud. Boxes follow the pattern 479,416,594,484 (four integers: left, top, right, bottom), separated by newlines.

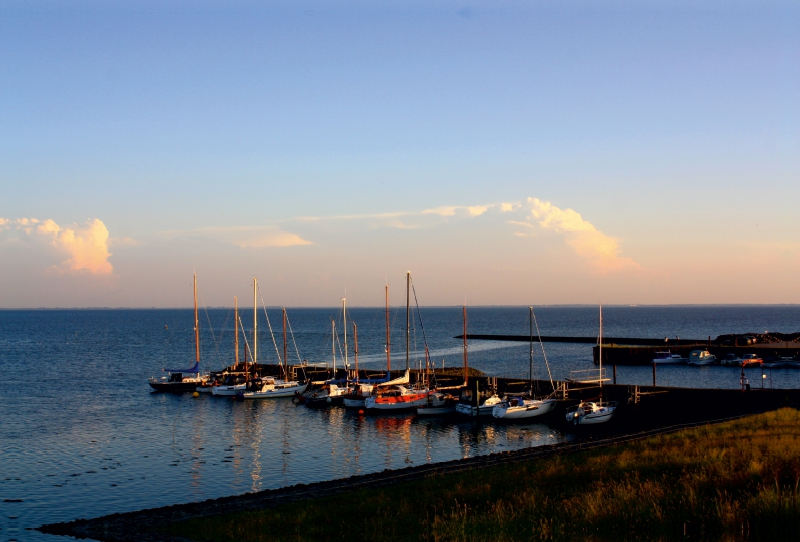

523,197,639,272
0,217,114,275
168,225,312,248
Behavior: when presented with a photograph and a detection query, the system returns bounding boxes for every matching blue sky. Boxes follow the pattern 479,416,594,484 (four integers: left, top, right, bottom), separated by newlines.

1,1,799,307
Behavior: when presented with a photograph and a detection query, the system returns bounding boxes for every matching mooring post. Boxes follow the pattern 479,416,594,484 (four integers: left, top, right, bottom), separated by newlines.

652,362,657,386
613,364,617,384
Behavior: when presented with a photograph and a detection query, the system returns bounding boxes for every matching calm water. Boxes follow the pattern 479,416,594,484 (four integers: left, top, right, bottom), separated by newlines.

2,306,800,542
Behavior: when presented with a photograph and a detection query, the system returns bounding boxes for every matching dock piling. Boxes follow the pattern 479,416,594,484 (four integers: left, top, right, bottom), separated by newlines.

652,362,657,386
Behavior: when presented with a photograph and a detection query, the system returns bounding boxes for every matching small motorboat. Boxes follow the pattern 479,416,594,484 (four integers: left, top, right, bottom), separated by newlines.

688,349,717,366
241,377,308,399
652,351,687,364
454,393,503,417
416,392,458,416
719,353,743,366
565,400,617,425
741,353,764,367
492,396,557,421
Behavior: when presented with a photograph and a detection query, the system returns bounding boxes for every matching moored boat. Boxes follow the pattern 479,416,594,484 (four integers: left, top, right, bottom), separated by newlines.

241,377,308,399
652,351,687,364
720,353,743,366
564,305,617,425
149,273,208,393
688,349,717,366
741,353,764,367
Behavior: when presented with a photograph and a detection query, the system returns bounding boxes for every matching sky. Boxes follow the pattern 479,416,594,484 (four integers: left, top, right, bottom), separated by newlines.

1,0,799,308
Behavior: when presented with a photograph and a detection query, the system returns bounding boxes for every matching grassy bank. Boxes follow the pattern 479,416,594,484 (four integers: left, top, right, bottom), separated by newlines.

168,409,800,541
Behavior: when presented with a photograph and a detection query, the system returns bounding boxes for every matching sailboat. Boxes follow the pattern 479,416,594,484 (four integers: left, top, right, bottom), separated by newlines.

565,305,617,425
242,306,308,399
343,285,396,408
365,272,431,412
300,300,351,407
493,307,557,420
454,305,502,417
149,273,208,392
213,278,260,397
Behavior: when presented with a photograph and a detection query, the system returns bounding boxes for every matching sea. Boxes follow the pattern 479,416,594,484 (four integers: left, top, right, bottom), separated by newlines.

2,305,800,542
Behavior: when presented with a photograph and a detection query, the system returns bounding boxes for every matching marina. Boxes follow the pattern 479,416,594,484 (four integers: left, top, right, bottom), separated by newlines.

3,304,800,541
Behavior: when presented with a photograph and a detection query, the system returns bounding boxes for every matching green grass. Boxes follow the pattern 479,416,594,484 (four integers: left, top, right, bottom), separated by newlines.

167,409,800,541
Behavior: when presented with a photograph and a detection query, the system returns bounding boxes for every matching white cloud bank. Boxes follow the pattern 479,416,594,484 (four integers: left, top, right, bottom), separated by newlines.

0,217,114,275
289,197,637,272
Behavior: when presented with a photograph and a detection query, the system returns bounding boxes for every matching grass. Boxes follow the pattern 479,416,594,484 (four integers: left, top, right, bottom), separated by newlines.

167,408,800,541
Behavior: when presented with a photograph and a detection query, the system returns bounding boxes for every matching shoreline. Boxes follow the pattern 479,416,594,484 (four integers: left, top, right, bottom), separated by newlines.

39,414,750,542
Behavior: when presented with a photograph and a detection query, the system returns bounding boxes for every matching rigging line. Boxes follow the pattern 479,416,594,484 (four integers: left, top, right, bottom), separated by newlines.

257,286,283,365
199,295,229,366
410,281,436,388
284,313,303,364
531,306,555,391
238,316,253,365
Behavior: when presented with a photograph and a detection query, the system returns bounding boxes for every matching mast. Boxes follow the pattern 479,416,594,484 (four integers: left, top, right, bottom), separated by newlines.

253,277,258,366
529,306,533,395
342,297,348,373
353,322,359,383
599,304,603,391
463,305,468,386
234,296,239,370
385,284,391,372
406,271,410,372
193,273,200,364
282,308,287,381
331,319,336,373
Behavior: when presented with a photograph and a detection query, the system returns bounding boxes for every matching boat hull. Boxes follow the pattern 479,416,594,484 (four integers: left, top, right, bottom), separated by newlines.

365,392,429,411
242,382,308,399
565,402,617,425
211,384,246,396
493,398,557,420
149,381,200,393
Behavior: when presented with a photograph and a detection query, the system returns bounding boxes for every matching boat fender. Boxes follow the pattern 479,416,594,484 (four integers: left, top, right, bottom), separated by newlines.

192,391,199,398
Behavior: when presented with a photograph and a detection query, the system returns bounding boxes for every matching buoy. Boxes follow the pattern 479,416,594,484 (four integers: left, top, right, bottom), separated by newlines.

192,391,199,398
358,409,364,415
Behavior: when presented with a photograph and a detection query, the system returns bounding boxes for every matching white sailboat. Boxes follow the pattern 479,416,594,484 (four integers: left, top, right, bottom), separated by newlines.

493,307,557,420
565,305,617,425
242,305,307,399
454,304,502,417
213,278,259,396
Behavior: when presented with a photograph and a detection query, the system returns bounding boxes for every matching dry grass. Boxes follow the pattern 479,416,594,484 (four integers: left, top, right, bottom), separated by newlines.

167,408,800,541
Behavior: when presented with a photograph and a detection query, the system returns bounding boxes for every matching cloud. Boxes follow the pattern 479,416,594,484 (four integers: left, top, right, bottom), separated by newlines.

170,225,312,248
525,197,639,272
0,217,114,275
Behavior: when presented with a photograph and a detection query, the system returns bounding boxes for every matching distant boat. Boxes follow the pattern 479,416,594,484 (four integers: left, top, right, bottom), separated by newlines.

652,351,687,364
741,353,764,367
688,349,717,366
241,376,307,399
149,273,208,393
720,353,742,366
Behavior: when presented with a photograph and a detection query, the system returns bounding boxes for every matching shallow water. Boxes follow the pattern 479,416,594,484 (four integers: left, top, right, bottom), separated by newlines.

1,306,799,541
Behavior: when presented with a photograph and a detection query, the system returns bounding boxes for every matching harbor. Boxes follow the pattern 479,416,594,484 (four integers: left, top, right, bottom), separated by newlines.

4,304,800,541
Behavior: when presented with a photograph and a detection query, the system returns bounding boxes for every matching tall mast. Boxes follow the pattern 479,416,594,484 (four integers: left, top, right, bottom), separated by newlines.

342,297,348,372
331,319,336,373
253,277,258,366
385,284,391,372
282,308,287,381
194,273,200,364
529,306,533,393
406,271,410,372
463,305,468,386
353,322,359,382
234,296,239,370
599,304,603,391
